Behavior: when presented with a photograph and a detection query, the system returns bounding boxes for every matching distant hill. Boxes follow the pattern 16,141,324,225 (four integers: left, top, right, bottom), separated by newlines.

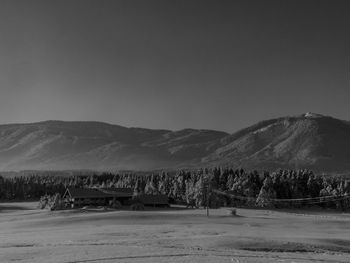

0,113,349,173
0,120,227,171
203,113,350,173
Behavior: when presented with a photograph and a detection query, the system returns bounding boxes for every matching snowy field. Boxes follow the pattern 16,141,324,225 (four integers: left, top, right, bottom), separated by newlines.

1,202,350,263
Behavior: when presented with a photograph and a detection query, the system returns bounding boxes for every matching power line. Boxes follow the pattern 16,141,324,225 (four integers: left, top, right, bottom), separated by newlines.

212,189,350,205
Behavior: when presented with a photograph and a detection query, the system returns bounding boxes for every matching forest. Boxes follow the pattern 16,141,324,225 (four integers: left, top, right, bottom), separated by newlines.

0,168,349,210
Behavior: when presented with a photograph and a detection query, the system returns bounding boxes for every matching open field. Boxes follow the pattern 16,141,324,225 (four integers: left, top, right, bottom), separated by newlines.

1,203,350,263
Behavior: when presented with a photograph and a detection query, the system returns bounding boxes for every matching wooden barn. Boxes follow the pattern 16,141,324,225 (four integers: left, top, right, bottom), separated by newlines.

63,187,133,208
133,194,169,207
63,187,169,209
99,188,134,204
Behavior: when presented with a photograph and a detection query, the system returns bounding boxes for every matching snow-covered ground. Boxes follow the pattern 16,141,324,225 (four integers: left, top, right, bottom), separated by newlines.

1,202,350,263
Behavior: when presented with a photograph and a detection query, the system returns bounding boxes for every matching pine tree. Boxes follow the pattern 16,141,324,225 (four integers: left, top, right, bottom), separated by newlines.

256,176,276,208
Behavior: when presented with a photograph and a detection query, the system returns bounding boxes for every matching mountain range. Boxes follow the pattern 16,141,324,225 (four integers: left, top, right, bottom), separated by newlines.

0,113,349,173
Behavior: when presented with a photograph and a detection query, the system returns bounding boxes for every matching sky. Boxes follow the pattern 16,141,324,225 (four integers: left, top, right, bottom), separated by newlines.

0,0,350,133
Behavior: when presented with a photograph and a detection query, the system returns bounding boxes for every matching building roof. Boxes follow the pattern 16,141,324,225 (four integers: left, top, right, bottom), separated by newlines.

64,187,133,199
99,188,133,198
64,187,113,199
136,194,169,205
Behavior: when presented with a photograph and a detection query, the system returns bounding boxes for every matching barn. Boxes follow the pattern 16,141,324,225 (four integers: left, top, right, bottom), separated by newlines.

99,188,134,204
133,194,169,207
63,187,133,208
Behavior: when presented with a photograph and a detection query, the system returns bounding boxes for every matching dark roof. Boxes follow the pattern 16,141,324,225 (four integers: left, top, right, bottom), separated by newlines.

136,194,169,205
64,187,133,199
99,188,133,197
65,187,113,198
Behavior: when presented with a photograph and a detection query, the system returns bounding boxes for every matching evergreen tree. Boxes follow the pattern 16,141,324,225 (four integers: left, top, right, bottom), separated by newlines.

256,176,276,208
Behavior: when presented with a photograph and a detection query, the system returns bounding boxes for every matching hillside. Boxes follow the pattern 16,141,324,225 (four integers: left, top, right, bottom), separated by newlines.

203,113,350,172
0,120,227,171
0,113,349,172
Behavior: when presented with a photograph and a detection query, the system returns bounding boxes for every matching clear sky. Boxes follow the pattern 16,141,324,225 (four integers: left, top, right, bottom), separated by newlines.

0,0,349,132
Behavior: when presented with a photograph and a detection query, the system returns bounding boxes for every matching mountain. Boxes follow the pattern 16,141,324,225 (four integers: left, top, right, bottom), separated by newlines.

0,113,349,173
203,113,350,173
0,120,227,171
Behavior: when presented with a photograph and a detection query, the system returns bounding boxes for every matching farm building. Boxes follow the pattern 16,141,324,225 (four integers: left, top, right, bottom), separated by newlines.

99,188,134,204
133,194,169,207
63,187,169,208
63,187,133,208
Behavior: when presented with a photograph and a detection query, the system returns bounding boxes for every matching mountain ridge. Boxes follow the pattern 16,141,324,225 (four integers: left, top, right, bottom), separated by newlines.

0,113,349,173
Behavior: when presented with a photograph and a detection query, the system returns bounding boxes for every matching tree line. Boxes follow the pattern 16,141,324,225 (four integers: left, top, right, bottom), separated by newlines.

0,168,349,210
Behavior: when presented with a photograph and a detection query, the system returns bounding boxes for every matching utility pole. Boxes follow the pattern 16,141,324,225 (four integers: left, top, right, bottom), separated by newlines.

204,174,211,217
206,184,209,217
